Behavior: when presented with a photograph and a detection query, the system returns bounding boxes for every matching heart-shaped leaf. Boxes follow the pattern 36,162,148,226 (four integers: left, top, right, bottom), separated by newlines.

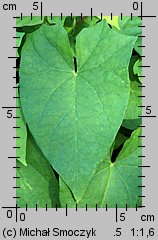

20,21,136,201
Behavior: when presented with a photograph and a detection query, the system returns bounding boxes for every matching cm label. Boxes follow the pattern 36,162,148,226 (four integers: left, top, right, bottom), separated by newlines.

141,214,155,222
3,3,16,11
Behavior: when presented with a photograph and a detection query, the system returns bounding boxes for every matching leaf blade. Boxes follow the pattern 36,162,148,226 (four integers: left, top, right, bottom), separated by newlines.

20,21,136,201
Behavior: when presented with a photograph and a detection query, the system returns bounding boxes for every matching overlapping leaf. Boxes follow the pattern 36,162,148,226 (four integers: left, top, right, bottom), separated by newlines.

118,16,142,55
98,16,120,29
20,21,136,201
47,16,66,25
124,81,142,120
16,32,25,57
16,86,27,166
16,16,65,28
134,59,142,83
123,54,142,129
17,131,59,208
122,119,142,131
60,128,142,208
16,16,43,27
114,131,128,150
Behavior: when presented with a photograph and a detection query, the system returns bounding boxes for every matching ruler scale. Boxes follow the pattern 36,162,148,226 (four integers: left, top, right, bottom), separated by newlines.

0,0,157,239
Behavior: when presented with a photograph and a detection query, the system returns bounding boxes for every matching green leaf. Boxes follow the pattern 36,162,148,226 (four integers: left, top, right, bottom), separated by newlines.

16,32,25,57
60,128,142,208
137,196,142,207
124,81,142,120
16,16,43,27
123,80,142,130
118,16,141,36
118,16,142,55
134,37,142,56
47,16,66,25
79,16,99,27
122,119,142,131
133,59,142,83
20,21,136,201
17,131,59,208
129,56,140,81
73,16,99,37
114,131,128,150
98,16,120,29
66,17,99,52
16,86,27,166
123,55,142,130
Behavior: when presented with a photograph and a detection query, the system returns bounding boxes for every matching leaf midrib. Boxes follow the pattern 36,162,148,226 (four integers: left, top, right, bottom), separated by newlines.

72,74,79,198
